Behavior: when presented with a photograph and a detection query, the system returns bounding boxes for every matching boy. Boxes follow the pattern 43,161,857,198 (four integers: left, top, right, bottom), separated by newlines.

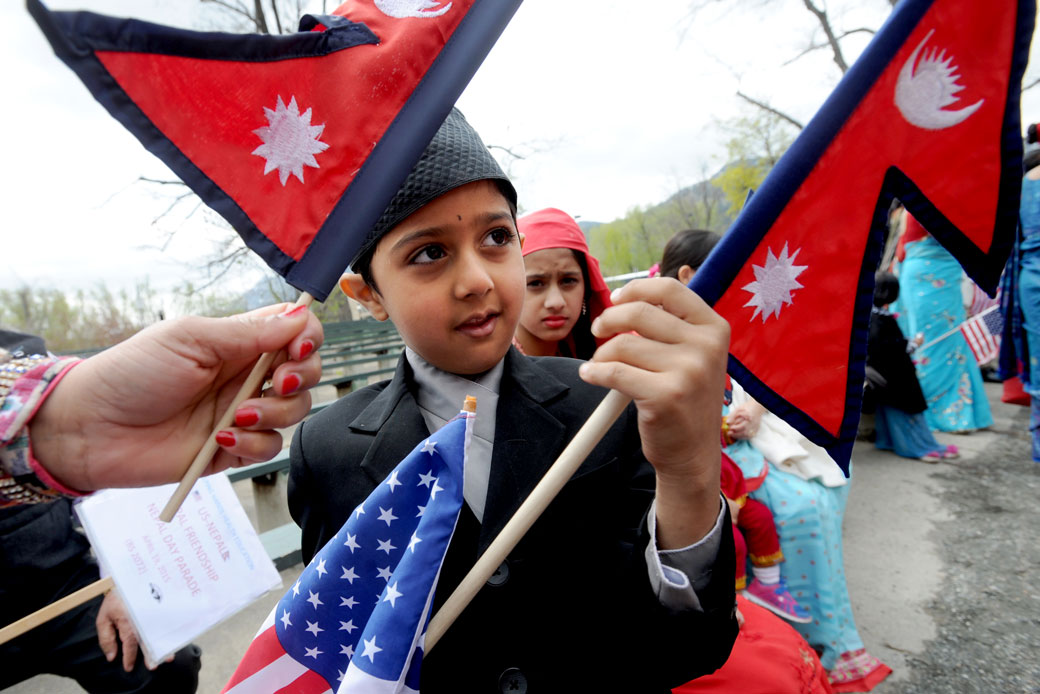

288,110,737,692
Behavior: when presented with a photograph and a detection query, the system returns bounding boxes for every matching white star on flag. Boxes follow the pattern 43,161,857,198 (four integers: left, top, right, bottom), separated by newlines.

341,566,358,583
383,582,403,608
742,243,808,323
417,470,436,488
408,532,422,552
305,620,323,637
377,507,398,525
315,558,327,578
376,539,396,554
279,611,292,629
340,595,358,609
385,470,402,492
343,533,360,553
421,440,437,454
251,95,329,185
306,591,323,609
360,636,383,662
305,646,322,659
339,619,357,633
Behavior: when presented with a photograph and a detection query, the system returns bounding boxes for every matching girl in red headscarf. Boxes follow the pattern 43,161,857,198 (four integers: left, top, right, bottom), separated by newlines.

513,208,613,359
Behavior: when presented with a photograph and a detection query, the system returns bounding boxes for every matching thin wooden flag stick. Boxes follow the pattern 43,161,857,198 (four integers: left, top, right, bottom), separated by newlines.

0,576,114,646
160,292,314,522
425,388,632,652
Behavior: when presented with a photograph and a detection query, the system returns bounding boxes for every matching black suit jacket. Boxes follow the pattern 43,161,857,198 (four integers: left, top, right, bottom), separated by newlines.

289,349,737,693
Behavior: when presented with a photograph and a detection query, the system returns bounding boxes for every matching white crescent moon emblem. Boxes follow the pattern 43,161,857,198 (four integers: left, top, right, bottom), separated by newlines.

895,29,983,131
374,0,452,19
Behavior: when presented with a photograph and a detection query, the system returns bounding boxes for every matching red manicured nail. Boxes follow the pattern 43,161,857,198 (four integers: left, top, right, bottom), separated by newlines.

282,373,302,395
234,407,260,427
215,430,236,447
280,304,307,317
298,340,314,360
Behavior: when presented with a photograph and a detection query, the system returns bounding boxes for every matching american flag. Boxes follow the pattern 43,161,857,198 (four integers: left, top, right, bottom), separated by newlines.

222,406,473,694
961,306,1003,365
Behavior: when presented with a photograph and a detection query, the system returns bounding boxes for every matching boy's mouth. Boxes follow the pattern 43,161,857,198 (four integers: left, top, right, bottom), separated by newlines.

456,312,499,338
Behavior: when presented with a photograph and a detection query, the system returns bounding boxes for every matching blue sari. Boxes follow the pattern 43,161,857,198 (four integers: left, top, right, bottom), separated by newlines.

724,437,861,670
895,236,993,432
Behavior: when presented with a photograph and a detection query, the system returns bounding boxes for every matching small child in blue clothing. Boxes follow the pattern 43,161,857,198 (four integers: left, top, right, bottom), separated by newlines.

288,109,739,692
867,272,959,462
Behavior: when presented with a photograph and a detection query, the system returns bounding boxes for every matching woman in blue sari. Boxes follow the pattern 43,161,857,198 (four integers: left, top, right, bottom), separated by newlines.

1000,125,1040,462
894,213,993,432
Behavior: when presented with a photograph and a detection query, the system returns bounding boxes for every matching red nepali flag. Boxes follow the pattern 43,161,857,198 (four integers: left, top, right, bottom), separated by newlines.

28,0,521,300
691,0,1035,470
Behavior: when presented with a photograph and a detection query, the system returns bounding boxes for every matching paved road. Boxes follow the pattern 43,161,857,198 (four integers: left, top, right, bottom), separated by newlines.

9,383,1036,692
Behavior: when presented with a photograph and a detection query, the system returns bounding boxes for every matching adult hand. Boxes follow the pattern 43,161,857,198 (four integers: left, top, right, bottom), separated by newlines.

579,277,729,549
31,303,323,492
96,591,144,672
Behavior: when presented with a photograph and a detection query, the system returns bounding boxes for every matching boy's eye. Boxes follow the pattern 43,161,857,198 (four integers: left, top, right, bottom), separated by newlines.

483,227,516,247
411,245,447,264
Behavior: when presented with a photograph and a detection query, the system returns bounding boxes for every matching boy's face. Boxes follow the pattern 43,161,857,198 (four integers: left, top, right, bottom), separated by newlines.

346,180,525,375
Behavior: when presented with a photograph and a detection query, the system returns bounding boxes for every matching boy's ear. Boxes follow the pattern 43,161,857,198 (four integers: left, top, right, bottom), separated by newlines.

339,273,389,321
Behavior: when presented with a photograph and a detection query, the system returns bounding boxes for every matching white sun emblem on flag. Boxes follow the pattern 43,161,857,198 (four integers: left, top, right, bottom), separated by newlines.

252,95,329,185
741,243,808,323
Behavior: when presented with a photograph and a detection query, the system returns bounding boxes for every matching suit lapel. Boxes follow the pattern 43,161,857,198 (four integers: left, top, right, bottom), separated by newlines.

478,351,569,551
352,355,430,488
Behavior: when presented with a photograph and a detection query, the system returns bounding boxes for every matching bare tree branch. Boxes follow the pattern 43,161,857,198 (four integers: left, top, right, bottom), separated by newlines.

782,27,876,67
486,144,527,161
736,91,805,130
200,0,262,30
1024,76,1040,92
269,0,283,34
802,0,849,73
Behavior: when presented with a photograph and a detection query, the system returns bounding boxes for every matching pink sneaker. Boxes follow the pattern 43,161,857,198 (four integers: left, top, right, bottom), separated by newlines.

744,578,812,623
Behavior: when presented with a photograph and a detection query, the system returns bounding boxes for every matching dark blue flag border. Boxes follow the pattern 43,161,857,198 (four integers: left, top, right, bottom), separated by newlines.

690,0,1036,471
27,0,523,301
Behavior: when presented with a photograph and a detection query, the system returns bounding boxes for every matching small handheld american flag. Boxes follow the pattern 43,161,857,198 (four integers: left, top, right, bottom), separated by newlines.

223,399,475,694
960,306,1003,365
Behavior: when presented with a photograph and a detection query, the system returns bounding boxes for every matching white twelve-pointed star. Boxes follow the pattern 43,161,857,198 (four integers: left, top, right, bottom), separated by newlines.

421,439,437,455
429,479,444,500
340,595,358,609
377,506,398,525
279,610,292,629
343,532,361,553
341,566,359,583
340,643,354,657
417,470,437,488
742,244,808,323
383,581,403,607
385,470,402,492
252,95,329,186
305,620,323,637
408,532,422,553
377,538,397,554
304,646,322,659
339,619,357,633
376,566,393,581
306,590,323,609
315,558,327,578
292,580,301,597
360,636,383,662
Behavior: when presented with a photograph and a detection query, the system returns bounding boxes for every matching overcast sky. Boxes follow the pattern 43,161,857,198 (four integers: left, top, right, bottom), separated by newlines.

3,0,1037,297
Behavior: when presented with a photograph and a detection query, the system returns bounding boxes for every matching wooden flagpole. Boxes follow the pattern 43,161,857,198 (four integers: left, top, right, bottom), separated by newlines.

425,388,632,652
0,576,114,646
918,304,999,352
160,292,315,522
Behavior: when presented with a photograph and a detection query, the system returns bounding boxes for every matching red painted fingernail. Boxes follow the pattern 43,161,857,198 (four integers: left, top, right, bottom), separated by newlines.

298,340,314,360
215,430,236,447
282,373,302,395
280,304,307,317
234,407,260,427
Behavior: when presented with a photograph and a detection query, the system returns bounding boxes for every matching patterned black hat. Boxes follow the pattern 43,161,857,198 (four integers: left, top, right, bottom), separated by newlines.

351,108,516,268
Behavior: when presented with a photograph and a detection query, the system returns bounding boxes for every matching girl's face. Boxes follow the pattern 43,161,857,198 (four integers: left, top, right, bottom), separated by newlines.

516,247,586,355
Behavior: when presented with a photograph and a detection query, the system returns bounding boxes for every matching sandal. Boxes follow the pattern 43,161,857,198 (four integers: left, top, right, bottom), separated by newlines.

920,451,942,463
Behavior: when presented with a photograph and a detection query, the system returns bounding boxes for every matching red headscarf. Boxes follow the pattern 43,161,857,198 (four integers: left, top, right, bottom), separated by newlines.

517,208,613,328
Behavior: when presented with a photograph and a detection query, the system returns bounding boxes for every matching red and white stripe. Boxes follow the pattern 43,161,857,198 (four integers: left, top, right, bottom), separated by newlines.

222,610,333,694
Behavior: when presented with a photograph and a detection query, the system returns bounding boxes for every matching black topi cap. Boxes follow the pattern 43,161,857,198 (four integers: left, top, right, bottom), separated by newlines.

350,108,517,268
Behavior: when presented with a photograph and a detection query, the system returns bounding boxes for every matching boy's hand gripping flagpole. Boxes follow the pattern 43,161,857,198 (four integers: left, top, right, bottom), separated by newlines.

159,293,314,522
425,388,632,651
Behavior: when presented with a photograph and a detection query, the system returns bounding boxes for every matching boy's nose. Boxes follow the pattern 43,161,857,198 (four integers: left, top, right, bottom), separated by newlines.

453,250,494,299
